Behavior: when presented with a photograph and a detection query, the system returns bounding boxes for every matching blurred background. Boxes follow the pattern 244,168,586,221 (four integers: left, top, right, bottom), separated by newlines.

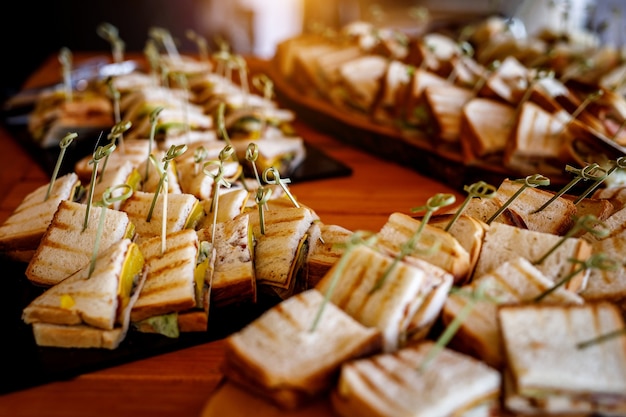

2,0,624,104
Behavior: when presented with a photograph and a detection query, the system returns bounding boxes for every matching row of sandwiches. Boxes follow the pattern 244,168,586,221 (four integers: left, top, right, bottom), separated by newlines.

27,28,306,180
217,176,626,416
0,41,360,348
271,15,626,181
0,157,352,348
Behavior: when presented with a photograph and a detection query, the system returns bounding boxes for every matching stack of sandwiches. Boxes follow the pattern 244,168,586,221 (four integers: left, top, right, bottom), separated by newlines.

22,238,147,349
271,15,626,180
209,173,626,415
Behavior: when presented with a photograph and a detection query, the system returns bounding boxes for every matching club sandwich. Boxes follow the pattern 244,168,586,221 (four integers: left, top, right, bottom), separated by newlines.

22,238,147,349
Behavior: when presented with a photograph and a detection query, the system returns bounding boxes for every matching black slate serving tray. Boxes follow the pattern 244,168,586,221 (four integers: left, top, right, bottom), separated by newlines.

0,110,352,395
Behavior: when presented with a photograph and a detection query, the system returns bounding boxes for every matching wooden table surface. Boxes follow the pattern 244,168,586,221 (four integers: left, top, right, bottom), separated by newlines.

0,53,462,417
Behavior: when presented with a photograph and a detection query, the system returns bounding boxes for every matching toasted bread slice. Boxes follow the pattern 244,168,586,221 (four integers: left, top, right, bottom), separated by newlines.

593,185,626,213
25,200,134,286
500,302,626,416
222,289,382,410
579,226,626,309
423,84,473,143
402,68,449,127
310,44,364,95
330,54,389,113
377,212,471,284
136,149,183,194
120,190,203,242
371,60,412,124
442,257,583,369
245,206,316,299
503,102,574,177
460,97,515,162
74,139,151,183
177,159,240,201
196,213,256,308
23,238,147,349
472,222,592,292
304,222,353,288
427,213,488,276
481,56,529,104
444,196,518,227
493,178,577,235
331,341,501,417
131,229,199,323
316,244,453,352
0,172,81,261
197,188,250,227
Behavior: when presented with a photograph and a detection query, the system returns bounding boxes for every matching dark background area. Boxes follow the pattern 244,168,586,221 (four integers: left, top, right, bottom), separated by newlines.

1,0,213,104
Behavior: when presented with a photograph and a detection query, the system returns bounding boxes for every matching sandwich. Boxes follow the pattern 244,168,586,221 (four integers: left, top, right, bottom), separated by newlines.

459,97,516,164
405,32,459,77
328,54,389,113
401,68,449,128
90,159,142,210
376,212,471,285
221,288,382,410
370,59,412,125
305,44,364,96
503,101,575,178
0,172,82,263
135,149,183,194
119,190,204,242
25,199,135,286
221,105,296,141
491,177,578,235
230,136,306,178
499,302,626,416
196,188,250,228
177,158,241,201
593,185,626,213
422,83,473,144
471,221,592,292
303,221,353,288
130,228,215,336
245,206,316,299
196,213,255,308
27,89,114,148
442,256,584,369
442,194,518,227
315,243,453,352
21,238,147,349
272,32,331,84
331,340,502,417
73,139,151,183
480,55,529,105
426,213,488,276
578,211,626,312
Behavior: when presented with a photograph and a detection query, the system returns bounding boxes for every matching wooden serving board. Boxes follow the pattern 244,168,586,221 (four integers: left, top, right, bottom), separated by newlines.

201,381,335,417
264,62,615,192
